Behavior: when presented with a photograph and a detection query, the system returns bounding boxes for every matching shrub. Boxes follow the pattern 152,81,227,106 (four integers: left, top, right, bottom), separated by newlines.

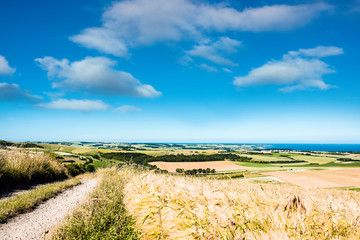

64,163,96,176
85,164,95,173
64,164,86,176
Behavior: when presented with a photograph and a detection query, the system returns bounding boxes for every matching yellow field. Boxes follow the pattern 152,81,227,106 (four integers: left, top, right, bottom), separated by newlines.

291,155,335,164
239,154,288,162
121,168,360,239
240,153,337,164
265,168,360,188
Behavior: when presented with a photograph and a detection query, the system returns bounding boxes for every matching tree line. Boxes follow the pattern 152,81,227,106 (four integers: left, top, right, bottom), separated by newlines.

176,168,216,175
100,152,252,167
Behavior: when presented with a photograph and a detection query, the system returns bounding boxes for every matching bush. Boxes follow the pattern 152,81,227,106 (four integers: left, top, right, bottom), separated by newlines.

155,169,169,174
64,164,85,177
85,164,95,172
337,158,360,162
64,163,96,176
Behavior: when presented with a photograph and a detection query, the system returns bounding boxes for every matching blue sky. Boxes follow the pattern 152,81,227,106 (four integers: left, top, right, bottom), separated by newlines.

0,0,360,143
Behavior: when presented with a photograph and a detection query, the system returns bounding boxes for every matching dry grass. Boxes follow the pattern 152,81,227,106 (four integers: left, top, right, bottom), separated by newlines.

0,150,68,188
121,168,360,239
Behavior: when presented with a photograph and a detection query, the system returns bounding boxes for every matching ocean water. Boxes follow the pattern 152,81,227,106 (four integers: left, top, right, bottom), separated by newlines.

260,144,360,152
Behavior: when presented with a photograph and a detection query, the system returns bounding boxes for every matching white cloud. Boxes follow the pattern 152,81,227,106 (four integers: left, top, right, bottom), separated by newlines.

199,63,218,72
115,105,141,114
0,55,16,75
223,68,233,73
43,91,65,98
35,56,161,98
179,55,194,66
234,46,343,92
0,83,42,102
37,99,109,111
71,28,129,57
186,37,242,66
287,46,344,58
71,0,332,56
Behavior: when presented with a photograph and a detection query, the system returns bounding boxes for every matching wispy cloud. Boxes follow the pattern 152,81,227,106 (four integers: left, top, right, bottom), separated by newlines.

223,68,233,73
347,0,360,14
36,99,109,111
0,55,16,75
286,46,344,58
234,46,343,92
199,63,218,72
0,83,42,102
186,37,242,66
115,105,142,114
35,56,161,98
71,28,129,57
71,0,332,56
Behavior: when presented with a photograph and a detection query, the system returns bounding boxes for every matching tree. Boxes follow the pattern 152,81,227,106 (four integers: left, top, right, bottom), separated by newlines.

85,164,95,172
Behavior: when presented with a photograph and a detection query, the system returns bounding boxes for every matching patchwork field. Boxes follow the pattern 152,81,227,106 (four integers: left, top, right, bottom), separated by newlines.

265,168,360,188
149,160,251,173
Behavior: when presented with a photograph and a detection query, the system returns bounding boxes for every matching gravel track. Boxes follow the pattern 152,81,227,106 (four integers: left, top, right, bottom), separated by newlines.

0,178,98,240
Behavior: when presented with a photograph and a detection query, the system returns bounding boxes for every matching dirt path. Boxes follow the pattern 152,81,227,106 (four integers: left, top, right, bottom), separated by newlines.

0,178,98,240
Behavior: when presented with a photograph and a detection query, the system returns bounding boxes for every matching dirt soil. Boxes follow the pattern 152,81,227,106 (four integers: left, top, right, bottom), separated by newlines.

265,168,360,188
149,160,251,173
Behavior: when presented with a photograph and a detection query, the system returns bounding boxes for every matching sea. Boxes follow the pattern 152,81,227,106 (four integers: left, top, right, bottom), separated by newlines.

258,144,360,152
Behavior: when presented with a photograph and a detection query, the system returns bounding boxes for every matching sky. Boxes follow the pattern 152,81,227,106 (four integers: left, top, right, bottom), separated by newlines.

0,0,360,143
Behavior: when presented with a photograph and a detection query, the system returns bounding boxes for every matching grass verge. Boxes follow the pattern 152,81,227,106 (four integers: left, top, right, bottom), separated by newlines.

0,178,80,223
0,150,69,190
49,169,139,240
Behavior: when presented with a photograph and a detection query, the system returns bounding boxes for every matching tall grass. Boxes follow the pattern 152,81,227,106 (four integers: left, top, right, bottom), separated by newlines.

0,150,69,189
50,169,139,240
121,168,360,239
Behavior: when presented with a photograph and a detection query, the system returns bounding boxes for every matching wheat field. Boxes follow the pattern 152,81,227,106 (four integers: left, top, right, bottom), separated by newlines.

120,168,360,239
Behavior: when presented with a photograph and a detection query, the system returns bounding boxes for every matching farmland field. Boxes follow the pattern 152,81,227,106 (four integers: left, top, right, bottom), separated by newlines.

149,160,251,173
239,154,290,162
239,153,336,164
265,168,360,188
290,154,334,164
